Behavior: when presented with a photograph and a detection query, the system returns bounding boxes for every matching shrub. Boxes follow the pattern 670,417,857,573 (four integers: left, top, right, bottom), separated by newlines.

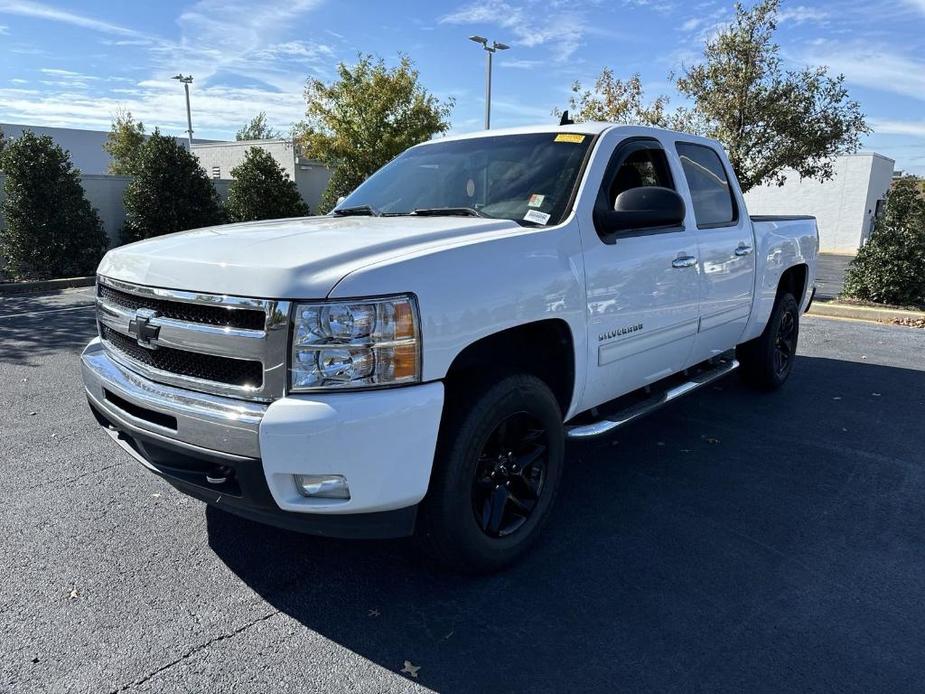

0,131,108,280
843,177,925,306
225,147,309,222
122,130,224,242
103,108,146,175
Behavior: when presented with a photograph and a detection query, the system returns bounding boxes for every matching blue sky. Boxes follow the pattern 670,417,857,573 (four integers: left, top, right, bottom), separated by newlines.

1,0,924,174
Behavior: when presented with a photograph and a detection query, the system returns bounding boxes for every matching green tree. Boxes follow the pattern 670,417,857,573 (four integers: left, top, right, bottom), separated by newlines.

0,131,108,280
103,109,146,175
843,177,925,306
675,0,868,192
296,54,453,213
225,147,310,222
122,129,224,242
235,112,281,141
557,71,686,129
565,0,868,193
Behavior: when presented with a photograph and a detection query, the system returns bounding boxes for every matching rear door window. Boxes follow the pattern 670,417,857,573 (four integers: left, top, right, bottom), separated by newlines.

675,142,737,227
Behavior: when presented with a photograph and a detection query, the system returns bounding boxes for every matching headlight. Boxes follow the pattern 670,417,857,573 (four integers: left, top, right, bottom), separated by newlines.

289,294,421,392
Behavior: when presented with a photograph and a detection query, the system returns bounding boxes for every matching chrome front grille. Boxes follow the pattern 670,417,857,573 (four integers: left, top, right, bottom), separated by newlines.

95,276,291,401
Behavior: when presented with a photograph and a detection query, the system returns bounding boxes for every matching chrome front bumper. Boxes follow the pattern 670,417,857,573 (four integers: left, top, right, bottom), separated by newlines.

81,338,267,460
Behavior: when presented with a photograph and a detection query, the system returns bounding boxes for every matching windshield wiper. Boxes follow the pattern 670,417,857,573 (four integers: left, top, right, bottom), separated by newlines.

411,207,487,218
332,204,381,217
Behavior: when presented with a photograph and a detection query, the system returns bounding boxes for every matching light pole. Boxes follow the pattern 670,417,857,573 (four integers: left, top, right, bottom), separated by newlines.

468,36,509,129
172,74,194,148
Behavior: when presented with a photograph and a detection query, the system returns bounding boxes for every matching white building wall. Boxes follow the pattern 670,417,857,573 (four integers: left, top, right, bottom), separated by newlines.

744,153,895,254
192,140,298,181
0,173,232,246
191,140,330,213
78,175,132,242
1,123,217,175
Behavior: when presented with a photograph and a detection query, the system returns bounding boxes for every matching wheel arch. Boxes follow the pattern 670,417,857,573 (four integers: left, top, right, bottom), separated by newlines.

778,263,809,304
442,319,576,419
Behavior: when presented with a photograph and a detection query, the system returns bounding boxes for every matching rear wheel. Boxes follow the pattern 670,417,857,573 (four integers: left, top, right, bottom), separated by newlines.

418,374,564,573
737,292,800,390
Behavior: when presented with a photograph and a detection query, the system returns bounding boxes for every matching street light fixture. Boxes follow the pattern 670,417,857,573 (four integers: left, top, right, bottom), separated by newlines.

172,73,194,148
468,35,509,129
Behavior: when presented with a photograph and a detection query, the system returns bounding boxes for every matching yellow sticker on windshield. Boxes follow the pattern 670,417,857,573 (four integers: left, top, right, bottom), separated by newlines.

554,133,585,143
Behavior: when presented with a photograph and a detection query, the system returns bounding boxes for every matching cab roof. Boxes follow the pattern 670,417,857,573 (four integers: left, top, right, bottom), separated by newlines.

422,121,722,152
431,122,614,144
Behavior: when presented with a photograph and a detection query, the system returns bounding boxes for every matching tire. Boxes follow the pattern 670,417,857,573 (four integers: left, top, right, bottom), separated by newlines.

737,292,800,390
418,373,565,573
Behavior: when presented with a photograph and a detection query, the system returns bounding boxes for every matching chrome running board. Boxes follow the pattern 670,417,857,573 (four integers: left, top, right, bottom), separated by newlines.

566,357,739,440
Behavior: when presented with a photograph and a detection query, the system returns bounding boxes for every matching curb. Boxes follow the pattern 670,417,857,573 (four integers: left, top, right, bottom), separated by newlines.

0,276,95,296
807,300,925,323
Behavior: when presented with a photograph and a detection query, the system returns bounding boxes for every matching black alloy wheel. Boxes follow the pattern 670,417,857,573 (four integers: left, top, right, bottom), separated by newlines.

774,306,797,377
737,291,800,390
418,373,565,573
471,412,548,538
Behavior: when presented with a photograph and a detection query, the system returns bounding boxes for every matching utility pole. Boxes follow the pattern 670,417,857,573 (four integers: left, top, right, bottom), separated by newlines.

468,36,509,129
172,74,194,148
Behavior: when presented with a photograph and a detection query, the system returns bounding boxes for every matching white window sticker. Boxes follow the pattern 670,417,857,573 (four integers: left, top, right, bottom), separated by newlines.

524,209,551,225
528,193,545,207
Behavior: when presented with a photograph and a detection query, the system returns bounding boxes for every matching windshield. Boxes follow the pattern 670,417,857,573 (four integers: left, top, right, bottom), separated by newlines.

336,132,594,226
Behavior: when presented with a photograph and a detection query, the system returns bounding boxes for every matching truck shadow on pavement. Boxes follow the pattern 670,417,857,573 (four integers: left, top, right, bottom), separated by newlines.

206,354,925,692
0,292,97,367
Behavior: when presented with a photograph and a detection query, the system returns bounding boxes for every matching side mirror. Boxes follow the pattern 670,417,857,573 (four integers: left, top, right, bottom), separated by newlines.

336,196,346,205
597,186,686,237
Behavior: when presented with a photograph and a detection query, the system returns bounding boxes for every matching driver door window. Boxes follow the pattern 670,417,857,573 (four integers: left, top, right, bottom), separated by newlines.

608,148,675,207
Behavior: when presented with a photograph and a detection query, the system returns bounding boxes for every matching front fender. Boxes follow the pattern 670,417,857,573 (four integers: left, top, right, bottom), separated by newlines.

329,221,588,419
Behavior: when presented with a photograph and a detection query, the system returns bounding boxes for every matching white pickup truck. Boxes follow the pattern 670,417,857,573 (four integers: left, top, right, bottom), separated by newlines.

82,124,818,571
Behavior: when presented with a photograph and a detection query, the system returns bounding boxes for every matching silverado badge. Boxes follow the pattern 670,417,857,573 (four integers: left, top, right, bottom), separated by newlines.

599,323,643,342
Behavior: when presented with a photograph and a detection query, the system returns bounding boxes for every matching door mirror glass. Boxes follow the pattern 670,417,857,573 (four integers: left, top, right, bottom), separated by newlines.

602,186,686,234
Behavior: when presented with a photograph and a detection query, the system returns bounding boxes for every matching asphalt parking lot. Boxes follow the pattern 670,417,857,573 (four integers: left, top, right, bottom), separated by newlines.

2,288,924,693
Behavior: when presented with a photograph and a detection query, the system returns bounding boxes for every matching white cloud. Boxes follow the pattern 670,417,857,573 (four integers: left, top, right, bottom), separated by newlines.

0,0,144,36
870,118,925,137
680,18,702,31
621,0,676,13
904,0,925,14
440,0,590,61
499,58,542,69
143,0,330,93
0,23,8,33
778,6,829,24
0,0,337,138
250,40,335,63
40,68,99,80
804,44,925,102
0,80,306,138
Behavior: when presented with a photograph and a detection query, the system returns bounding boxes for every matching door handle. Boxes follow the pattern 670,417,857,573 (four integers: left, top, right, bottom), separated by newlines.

735,244,753,256
672,255,698,268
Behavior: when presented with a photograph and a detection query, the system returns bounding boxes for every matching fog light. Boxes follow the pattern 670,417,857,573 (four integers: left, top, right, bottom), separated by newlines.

294,474,350,499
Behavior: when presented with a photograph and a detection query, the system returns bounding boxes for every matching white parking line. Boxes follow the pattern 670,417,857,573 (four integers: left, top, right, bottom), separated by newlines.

0,304,96,320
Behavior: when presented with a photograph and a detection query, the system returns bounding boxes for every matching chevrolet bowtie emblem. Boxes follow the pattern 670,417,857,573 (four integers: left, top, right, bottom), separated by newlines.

128,307,161,349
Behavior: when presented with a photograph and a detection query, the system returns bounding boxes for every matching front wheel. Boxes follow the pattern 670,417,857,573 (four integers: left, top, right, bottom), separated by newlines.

737,292,800,390
418,374,565,573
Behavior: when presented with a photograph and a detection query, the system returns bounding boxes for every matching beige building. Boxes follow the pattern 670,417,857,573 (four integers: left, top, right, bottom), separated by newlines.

191,139,330,214
744,153,895,254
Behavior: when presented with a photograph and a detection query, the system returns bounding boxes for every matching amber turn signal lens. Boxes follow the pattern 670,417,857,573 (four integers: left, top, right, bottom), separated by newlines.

391,343,419,380
393,301,415,340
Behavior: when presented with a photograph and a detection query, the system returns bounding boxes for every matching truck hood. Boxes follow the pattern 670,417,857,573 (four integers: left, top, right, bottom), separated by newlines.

98,215,521,298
